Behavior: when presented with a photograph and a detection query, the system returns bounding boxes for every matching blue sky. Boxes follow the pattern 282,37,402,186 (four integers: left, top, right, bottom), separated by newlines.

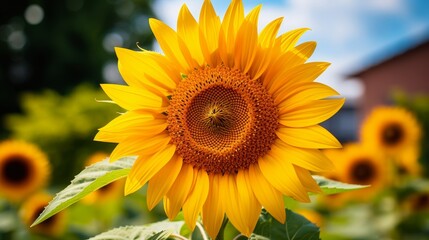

153,0,429,100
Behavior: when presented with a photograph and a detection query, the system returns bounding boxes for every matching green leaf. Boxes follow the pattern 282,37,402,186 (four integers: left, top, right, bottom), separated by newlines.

31,157,136,227
254,209,320,240
313,175,368,195
88,220,185,240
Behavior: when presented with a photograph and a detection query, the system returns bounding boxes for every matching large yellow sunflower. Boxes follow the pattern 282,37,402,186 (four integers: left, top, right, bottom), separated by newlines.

95,0,344,237
360,106,421,156
20,192,67,237
0,140,50,202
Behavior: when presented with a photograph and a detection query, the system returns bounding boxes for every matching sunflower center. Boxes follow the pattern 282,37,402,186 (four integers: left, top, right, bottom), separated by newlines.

350,159,376,184
1,155,31,185
168,65,278,174
382,123,404,146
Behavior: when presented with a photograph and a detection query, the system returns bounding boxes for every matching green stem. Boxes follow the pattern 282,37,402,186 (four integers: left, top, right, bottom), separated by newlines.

196,222,209,240
232,234,244,240
169,233,189,240
215,217,229,240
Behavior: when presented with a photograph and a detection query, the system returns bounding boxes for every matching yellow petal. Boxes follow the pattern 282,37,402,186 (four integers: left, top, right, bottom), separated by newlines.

178,4,204,66
116,48,179,93
219,0,244,66
248,164,285,223
182,168,209,230
292,41,317,62
270,139,335,172
258,154,310,202
110,132,171,162
199,0,221,66
262,51,309,90
93,131,121,143
164,164,194,220
220,173,260,237
234,5,260,73
236,170,262,237
249,17,283,80
101,84,166,111
293,165,322,194
259,17,283,48
149,18,196,72
275,82,339,110
268,62,331,95
125,144,176,195
147,155,183,210
276,125,341,149
279,28,310,52
202,174,225,239
279,98,345,127
98,110,167,135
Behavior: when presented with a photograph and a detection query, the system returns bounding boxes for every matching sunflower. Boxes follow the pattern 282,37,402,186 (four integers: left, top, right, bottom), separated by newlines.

83,152,124,204
360,106,421,156
403,190,429,213
334,143,388,202
95,0,344,237
20,192,67,237
0,140,50,202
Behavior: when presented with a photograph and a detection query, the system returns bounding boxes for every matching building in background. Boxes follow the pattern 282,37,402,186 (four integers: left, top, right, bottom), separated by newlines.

348,36,429,122
324,33,429,143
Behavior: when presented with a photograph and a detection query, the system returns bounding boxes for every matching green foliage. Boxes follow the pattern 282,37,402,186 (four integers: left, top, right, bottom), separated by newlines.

32,157,135,227
88,221,185,240
5,83,122,186
0,0,156,121
253,209,320,240
314,175,368,195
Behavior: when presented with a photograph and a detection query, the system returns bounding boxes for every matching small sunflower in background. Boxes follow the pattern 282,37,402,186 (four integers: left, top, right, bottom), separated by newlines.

20,192,67,237
360,106,421,156
402,190,429,213
83,152,124,204
95,0,344,237
0,140,51,202
324,144,389,203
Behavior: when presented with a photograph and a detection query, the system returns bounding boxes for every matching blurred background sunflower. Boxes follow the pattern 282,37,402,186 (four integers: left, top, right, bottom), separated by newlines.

19,192,68,238
360,106,422,157
0,140,50,202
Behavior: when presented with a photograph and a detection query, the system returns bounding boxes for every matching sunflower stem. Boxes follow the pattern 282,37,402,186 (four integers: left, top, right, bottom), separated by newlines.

215,217,229,240
196,221,209,240
232,234,244,240
169,233,188,240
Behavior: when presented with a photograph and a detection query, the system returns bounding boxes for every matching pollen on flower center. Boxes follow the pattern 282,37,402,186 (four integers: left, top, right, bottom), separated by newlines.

167,65,278,174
